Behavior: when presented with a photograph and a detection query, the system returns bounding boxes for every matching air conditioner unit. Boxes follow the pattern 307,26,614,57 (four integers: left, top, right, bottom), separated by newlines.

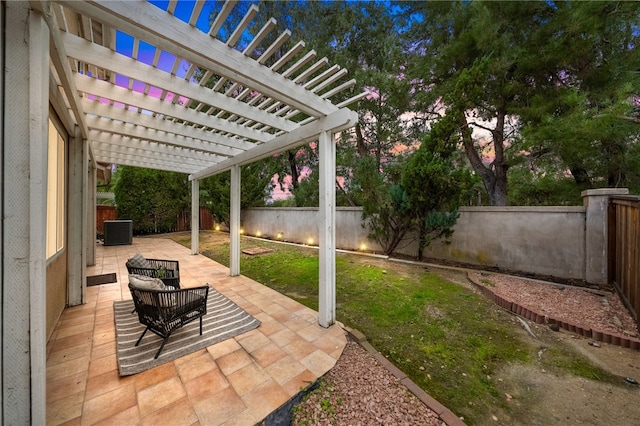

103,220,133,246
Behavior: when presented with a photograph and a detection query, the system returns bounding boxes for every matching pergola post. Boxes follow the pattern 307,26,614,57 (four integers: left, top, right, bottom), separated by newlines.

86,160,97,266
318,130,336,327
230,165,241,276
191,178,199,255
68,125,88,306
2,4,48,423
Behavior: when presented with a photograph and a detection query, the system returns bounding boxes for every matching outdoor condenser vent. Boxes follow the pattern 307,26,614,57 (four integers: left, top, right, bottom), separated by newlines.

103,220,133,246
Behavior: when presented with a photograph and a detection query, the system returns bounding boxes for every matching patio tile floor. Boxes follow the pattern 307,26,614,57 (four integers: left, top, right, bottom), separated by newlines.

46,236,346,425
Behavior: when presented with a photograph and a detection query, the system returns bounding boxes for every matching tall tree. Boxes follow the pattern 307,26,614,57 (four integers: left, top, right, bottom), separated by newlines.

518,1,640,195
113,167,190,234
402,1,640,205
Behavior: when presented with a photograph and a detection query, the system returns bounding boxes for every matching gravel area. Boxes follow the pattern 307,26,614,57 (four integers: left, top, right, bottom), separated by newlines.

292,340,446,426
469,272,638,337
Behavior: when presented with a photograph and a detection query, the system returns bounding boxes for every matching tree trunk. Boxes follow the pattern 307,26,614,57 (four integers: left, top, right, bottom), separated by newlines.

288,151,299,190
336,178,356,206
459,111,509,206
355,122,367,157
569,165,592,188
417,221,425,261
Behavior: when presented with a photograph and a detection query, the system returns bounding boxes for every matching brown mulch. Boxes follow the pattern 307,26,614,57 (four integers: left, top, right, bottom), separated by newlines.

469,272,638,338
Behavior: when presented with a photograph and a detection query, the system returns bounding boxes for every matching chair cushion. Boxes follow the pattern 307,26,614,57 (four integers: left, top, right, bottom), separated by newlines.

129,274,167,291
128,253,151,269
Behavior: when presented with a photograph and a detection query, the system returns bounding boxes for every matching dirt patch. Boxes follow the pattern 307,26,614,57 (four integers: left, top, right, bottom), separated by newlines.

493,362,640,425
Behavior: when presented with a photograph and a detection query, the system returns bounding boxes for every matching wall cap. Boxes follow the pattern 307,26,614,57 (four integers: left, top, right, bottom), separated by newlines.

459,206,585,213
581,188,629,197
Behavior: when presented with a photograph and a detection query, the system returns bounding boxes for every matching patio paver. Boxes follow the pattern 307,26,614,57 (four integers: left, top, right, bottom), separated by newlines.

46,236,347,425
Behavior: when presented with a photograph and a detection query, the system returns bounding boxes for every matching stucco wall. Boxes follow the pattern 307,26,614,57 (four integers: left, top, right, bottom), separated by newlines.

241,206,587,281
419,207,586,279
241,207,374,251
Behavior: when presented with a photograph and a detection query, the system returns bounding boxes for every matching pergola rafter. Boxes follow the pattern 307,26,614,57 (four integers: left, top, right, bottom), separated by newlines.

49,0,363,179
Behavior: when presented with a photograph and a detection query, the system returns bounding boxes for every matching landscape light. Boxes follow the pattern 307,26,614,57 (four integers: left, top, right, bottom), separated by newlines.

277,232,283,239
215,225,220,231
256,230,262,237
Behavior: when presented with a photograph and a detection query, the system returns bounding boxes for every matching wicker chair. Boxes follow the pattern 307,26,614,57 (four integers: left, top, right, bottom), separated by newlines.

126,256,180,289
128,284,210,359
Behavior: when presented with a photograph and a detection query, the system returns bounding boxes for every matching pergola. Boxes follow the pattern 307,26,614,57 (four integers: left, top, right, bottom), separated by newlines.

2,1,364,423
48,0,364,324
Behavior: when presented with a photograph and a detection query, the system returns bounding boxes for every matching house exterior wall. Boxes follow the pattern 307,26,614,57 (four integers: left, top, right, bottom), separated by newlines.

46,251,68,341
241,206,588,282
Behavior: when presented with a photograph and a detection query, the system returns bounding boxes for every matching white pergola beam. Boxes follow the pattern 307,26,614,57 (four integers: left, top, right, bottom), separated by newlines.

91,143,213,170
91,145,206,167
257,29,290,64
243,17,276,56
208,0,235,37
188,0,205,26
85,116,234,159
190,109,358,180
88,129,224,163
81,99,255,152
63,32,298,133
90,137,214,167
226,4,258,48
270,40,305,72
92,151,193,174
60,0,338,118
75,74,270,142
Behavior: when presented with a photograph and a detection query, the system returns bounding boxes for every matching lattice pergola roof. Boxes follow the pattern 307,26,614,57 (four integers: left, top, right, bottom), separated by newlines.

46,0,364,179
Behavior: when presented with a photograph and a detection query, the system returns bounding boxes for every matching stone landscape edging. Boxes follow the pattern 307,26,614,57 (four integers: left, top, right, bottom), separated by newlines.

466,273,640,351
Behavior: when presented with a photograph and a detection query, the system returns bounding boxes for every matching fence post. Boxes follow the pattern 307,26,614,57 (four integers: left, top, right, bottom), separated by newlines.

582,188,629,286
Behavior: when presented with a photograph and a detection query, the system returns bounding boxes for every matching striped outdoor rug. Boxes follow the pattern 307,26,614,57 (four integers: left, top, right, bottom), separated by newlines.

114,287,261,376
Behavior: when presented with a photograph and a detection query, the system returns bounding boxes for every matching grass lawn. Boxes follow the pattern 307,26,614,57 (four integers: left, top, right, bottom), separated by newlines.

167,231,614,424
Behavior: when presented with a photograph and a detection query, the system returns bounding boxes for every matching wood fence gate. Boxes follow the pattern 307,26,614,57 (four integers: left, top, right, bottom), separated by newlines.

609,196,640,330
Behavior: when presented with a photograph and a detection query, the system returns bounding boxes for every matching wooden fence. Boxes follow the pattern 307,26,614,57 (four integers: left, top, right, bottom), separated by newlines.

96,206,214,234
175,207,214,232
609,196,640,330
96,205,117,233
